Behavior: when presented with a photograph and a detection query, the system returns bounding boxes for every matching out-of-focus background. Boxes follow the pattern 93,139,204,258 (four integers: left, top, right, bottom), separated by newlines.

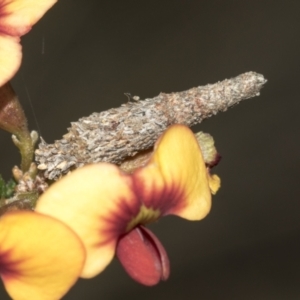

1,1,299,299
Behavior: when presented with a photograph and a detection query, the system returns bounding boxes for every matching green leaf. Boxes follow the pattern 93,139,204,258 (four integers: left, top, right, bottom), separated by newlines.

0,175,5,199
0,175,16,199
5,179,16,198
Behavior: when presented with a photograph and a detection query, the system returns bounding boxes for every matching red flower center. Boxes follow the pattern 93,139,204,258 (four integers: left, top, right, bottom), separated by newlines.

116,225,170,286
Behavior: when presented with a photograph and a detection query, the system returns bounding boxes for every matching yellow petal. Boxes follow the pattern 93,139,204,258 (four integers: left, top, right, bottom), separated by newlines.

0,211,85,300
0,35,21,86
134,124,214,220
208,173,221,195
0,0,56,85
0,0,57,36
36,164,138,278
36,125,220,280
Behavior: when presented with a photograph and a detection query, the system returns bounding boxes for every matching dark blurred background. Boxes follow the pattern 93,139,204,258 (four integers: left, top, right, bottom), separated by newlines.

1,0,300,299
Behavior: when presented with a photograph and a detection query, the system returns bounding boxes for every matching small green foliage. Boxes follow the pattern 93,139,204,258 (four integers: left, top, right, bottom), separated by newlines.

5,179,16,198
0,175,16,199
0,175,5,198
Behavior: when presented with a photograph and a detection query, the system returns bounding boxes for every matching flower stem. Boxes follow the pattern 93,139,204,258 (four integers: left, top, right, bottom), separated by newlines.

12,130,38,172
0,82,38,172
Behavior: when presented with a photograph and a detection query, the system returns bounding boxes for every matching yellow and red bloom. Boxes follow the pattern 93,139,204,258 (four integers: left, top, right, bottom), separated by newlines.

0,0,57,86
0,211,85,300
36,125,220,286
0,2,89,298
0,124,220,297
0,0,222,295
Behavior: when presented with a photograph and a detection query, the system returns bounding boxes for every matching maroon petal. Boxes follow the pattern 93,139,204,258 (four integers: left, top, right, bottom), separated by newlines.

116,225,170,286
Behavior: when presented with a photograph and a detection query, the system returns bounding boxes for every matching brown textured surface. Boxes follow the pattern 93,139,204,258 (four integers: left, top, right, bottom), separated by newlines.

2,1,299,299
35,72,265,179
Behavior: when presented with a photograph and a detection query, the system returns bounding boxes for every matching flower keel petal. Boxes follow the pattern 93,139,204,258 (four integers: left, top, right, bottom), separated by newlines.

116,226,170,286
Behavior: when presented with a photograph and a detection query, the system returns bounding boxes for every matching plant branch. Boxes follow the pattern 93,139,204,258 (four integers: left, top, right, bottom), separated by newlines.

35,71,266,180
0,83,38,172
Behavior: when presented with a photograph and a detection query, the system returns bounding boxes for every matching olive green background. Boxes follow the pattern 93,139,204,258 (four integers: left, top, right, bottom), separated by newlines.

1,1,300,299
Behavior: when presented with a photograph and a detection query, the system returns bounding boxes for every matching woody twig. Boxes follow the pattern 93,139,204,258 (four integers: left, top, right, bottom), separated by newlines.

35,71,266,180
